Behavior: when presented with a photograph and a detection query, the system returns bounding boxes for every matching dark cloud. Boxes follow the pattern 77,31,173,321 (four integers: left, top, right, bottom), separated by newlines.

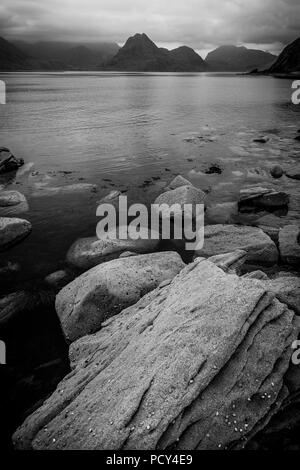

0,0,299,54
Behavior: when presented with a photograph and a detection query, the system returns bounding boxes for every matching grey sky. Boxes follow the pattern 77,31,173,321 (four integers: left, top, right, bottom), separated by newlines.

0,0,299,56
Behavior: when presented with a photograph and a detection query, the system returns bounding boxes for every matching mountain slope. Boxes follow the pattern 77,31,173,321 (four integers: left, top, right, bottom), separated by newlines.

267,37,300,74
206,45,277,71
106,33,208,71
0,36,33,70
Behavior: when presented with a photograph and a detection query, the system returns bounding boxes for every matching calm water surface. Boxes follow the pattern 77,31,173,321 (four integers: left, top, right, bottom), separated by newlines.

0,72,299,281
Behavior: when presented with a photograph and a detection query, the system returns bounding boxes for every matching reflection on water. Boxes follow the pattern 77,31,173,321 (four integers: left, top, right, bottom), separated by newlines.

0,72,299,281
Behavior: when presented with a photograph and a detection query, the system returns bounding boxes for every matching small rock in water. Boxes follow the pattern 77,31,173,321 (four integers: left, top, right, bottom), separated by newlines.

204,164,222,175
270,165,283,179
253,137,269,144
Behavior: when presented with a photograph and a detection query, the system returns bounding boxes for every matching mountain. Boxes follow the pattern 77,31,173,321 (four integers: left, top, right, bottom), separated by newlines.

266,37,300,74
13,40,120,69
105,33,208,71
0,36,33,70
206,45,277,72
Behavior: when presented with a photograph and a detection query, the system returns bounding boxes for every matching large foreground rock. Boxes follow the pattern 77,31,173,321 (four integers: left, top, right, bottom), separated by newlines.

56,251,185,342
279,225,300,266
67,227,160,270
13,258,298,450
0,217,31,251
195,224,278,265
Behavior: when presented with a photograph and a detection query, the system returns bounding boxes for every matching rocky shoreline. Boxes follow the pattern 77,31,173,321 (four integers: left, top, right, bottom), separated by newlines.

1,147,300,450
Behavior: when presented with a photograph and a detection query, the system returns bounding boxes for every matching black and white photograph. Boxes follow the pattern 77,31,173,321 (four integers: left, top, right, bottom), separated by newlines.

0,0,300,456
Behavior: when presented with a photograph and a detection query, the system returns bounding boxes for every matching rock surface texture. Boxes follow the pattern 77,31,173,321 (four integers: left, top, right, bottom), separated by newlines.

0,216,31,251
56,251,185,342
279,225,300,266
13,257,298,450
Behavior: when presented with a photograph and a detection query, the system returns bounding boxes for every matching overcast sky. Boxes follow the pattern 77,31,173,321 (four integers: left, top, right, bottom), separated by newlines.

0,0,299,56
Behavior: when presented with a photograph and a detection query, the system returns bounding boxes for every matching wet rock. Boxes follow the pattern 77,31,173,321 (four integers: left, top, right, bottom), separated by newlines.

279,225,300,266
206,249,247,274
263,276,300,316
204,163,222,174
253,137,269,143
239,187,289,210
0,190,29,215
67,227,160,270
270,165,284,179
195,224,278,266
0,217,31,251
206,202,238,224
243,271,269,280
153,185,206,220
285,165,300,181
44,270,76,291
56,251,185,342
168,175,193,190
0,148,24,174
13,258,298,450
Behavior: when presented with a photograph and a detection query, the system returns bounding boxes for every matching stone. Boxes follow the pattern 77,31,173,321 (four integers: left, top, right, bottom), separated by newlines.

153,185,206,220
56,251,185,342
285,165,300,181
279,225,300,266
207,249,247,274
0,190,29,215
0,148,24,174
264,276,300,316
238,187,289,210
168,175,193,190
0,217,32,251
13,258,298,450
243,271,269,280
67,227,160,270
270,165,283,179
44,270,75,291
195,225,278,266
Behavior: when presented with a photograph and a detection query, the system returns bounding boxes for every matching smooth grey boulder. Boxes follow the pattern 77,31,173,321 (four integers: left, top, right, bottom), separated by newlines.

195,224,278,265
56,251,185,342
67,227,160,270
0,190,29,215
153,185,206,220
13,258,298,450
279,225,300,266
238,187,289,210
44,270,76,291
0,217,31,251
270,165,284,179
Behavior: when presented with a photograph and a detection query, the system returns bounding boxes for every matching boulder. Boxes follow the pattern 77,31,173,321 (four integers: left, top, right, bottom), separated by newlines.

0,217,31,251
0,148,24,174
168,175,193,190
0,190,29,215
279,225,300,266
195,225,278,265
13,258,298,450
67,227,160,270
153,185,206,220
56,251,185,342
239,187,289,210
285,165,300,181
270,165,283,179
263,276,300,316
44,270,76,291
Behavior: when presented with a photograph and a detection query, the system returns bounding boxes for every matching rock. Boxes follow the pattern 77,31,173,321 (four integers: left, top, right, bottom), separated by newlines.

263,276,300,316
0,217,31,251
253,137,269,143
204,163,222,174
239,187,289,210
0,261,20,289
56,251,185,342
270,165,283,179
0,148,24,174
285,165,300,181
243,271,269,280
168,175,193,190
0,190,29,215
32,184,97,197
195,224,278,266
13,258,298,450
206,202,238,224
153,185,206,219
279,225,300,266
119,251,137,258
97,190,122,211
206,249,247,274
44,270,76,291
295,135,300,142
67,227,160,270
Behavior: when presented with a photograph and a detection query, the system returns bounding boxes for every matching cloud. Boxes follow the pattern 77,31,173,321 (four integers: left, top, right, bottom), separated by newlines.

0,0,299,54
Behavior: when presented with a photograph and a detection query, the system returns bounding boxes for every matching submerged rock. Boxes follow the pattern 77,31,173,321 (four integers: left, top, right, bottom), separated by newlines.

195,224,278,266
67,227,160,270
168,175,193,190
13,258,298,450
279,225,300,266
0,217,31,251
239,187,289,210
56,251,185,342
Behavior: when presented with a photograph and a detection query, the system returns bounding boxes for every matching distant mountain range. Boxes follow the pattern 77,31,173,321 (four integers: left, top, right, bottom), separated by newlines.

1,32,299,73
205,45,276,71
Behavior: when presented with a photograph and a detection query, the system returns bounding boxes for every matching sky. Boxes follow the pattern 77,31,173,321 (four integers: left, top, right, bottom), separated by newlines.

0,0,299,57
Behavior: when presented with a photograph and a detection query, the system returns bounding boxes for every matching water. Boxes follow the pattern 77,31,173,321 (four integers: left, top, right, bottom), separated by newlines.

0,72,299,281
